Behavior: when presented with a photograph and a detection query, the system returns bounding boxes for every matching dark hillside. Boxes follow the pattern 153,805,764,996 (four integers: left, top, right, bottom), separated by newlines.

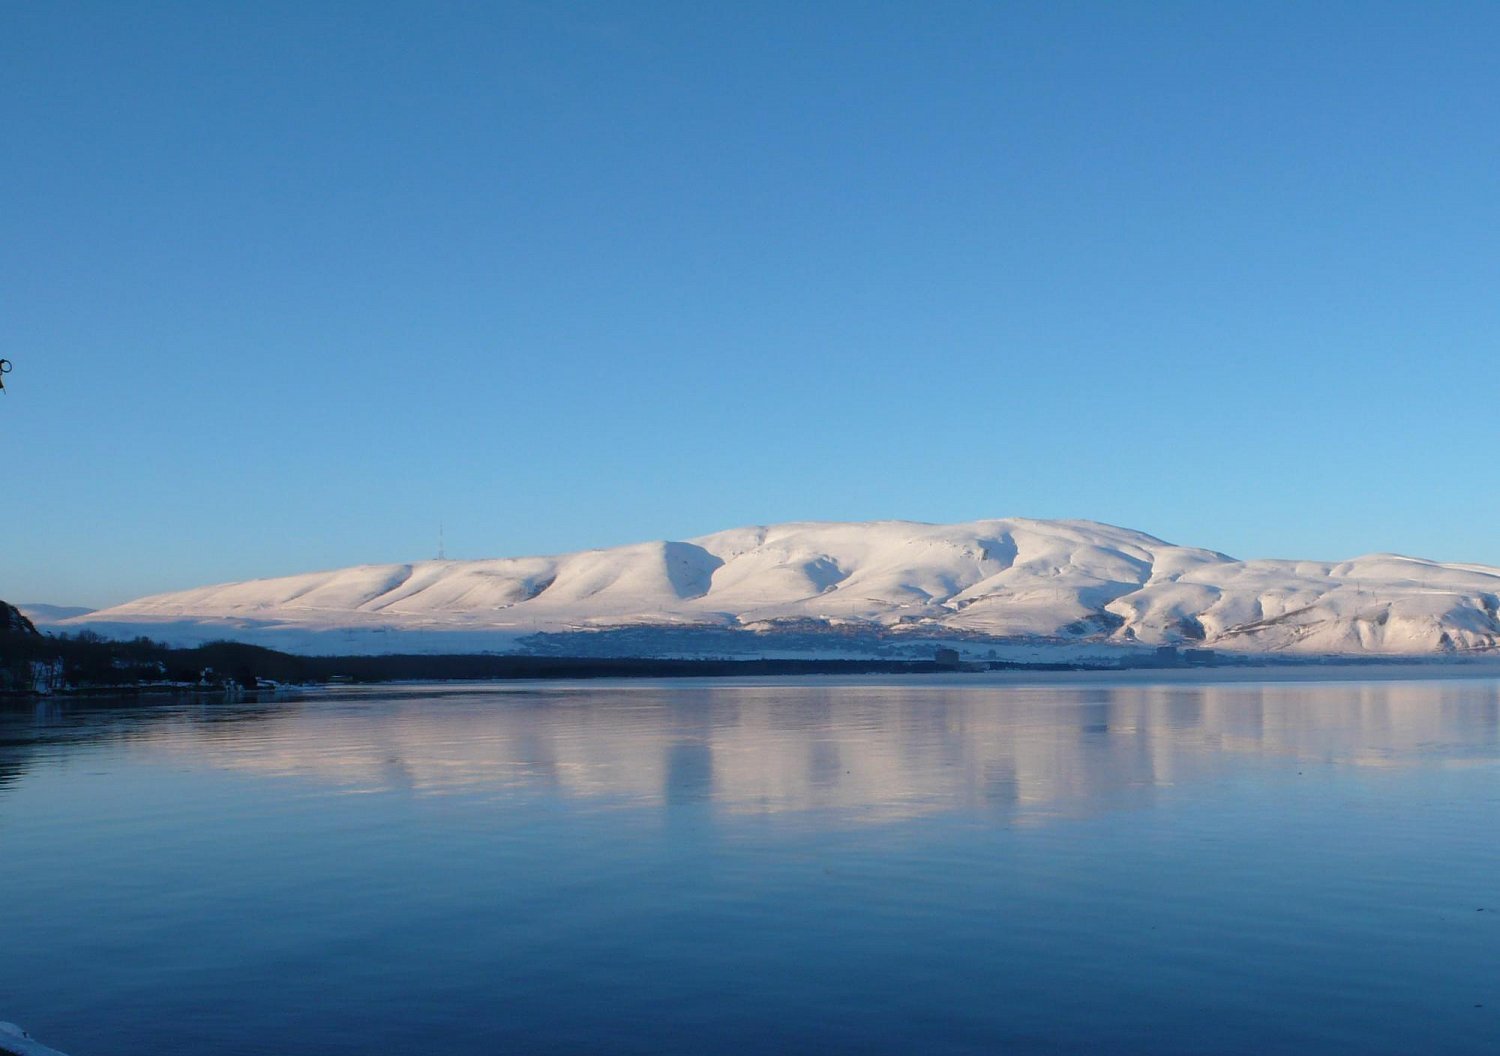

0,600,39,637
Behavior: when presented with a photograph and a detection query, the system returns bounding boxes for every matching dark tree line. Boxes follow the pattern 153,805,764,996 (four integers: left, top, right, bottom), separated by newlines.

0,625,957,695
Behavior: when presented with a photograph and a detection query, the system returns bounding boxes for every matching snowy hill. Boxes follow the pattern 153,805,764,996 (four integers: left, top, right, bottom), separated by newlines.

61,518,1500,657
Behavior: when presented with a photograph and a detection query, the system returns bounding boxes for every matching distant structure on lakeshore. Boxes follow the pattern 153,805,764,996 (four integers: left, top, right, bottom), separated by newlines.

1153,646,1218,667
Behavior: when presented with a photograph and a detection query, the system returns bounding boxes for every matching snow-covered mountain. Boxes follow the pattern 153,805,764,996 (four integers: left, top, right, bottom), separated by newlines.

61,518,1500,657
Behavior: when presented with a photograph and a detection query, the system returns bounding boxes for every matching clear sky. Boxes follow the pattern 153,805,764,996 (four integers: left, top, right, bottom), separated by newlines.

5,1,1499,608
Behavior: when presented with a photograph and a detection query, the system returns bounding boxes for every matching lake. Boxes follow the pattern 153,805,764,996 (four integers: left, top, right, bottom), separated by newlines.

3,674,1500,1054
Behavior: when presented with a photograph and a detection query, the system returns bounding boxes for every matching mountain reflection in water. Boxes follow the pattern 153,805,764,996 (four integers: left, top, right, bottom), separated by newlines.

10,676,1499,823
7,676,1500,1056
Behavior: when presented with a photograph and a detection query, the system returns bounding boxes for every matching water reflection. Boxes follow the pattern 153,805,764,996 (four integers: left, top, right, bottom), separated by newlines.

6,677,1499,823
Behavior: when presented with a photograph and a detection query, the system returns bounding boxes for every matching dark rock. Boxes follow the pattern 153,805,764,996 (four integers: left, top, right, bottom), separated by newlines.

0,601,39,637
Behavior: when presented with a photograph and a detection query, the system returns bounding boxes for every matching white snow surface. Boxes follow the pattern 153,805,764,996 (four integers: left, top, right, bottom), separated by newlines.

64,518,1500,656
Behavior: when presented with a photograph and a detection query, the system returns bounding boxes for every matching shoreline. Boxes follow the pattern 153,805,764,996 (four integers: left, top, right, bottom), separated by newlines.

10,655,1500,701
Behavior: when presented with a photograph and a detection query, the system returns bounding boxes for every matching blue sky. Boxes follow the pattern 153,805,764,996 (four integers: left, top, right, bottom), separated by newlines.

5,1,1499,607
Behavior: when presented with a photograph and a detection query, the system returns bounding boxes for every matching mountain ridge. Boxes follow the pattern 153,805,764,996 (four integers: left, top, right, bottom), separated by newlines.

55,517,1500,657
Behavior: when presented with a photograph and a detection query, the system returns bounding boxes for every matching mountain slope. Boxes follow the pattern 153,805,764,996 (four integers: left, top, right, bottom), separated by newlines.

64,518,1500,657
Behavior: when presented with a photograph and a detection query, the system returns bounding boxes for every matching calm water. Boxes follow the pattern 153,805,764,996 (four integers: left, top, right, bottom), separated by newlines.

4,675,1500,1055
